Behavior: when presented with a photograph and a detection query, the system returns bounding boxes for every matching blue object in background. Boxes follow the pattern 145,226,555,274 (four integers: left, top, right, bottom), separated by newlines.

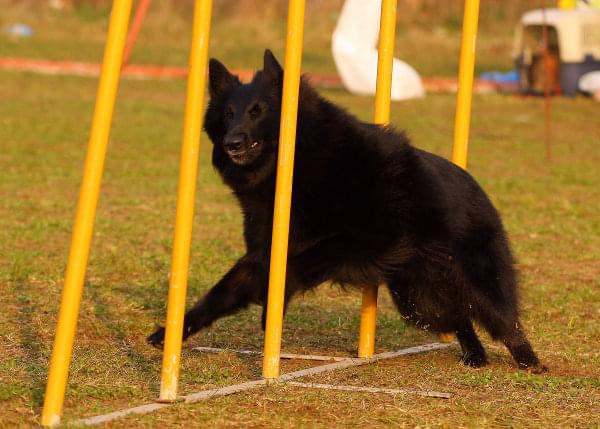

480,69,519,83
4,23,33,38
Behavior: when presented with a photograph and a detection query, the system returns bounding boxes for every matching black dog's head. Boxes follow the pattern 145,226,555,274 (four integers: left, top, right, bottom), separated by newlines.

204,50,283,177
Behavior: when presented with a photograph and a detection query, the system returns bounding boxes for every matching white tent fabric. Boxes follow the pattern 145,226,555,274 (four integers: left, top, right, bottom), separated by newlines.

579,71,600,93
332,0,425,100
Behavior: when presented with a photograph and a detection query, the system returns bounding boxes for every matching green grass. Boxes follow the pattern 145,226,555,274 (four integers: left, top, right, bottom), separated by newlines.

1,2,600,428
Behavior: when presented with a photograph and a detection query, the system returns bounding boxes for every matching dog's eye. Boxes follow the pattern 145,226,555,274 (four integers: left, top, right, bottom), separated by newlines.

248,104,261,119
225,107,234,120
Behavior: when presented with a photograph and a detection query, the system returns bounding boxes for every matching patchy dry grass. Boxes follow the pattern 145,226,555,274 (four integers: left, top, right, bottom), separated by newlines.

1,3,600,428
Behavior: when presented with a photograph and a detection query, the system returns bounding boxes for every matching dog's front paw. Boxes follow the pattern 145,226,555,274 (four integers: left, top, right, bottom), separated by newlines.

147,327,166,349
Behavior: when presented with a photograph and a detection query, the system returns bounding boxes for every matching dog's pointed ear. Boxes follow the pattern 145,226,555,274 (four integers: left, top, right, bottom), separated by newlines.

208,58,237,99
263,49,283,83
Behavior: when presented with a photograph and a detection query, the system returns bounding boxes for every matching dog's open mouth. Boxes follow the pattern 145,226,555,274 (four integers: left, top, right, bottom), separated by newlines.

228,141,262,165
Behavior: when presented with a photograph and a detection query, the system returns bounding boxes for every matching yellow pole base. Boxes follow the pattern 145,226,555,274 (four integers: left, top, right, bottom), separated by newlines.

40,0,133,426
357,0,397,359
447,0,479,346
358,286,378,358
262,0,306,380
439,333,455,343
159,0,213,401
558,0,577,8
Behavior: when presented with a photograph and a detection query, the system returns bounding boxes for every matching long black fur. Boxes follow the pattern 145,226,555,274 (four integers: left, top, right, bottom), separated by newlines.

148,50,546,372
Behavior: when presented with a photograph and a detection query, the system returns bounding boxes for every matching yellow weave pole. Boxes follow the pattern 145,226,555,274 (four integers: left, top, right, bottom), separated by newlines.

40,1,132,426
443,0,479,343
262,0,306,379
452,0,480,170
357,0,397,359
159,0,212,401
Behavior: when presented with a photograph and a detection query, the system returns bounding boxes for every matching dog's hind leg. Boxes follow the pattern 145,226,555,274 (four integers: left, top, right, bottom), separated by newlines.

457,228,545,372
477,310,547,373
502,321,547,373
456,320,488,368
387,263,491,368
466,286,546,372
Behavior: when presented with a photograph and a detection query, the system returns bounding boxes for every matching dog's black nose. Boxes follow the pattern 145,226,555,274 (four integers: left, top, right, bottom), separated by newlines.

224,134,245,153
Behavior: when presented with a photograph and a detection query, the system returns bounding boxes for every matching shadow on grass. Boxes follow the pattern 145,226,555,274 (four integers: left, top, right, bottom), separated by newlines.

10,259,47,411
87,287,161,394
114,280,168,320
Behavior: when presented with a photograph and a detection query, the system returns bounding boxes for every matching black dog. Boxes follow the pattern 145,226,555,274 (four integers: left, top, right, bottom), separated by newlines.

149,50,545,373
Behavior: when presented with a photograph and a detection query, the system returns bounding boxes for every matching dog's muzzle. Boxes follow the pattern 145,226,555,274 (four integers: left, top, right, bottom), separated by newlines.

224,133,262,165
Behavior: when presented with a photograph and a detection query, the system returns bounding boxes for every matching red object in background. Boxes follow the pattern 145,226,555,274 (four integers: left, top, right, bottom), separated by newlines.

0,0,515,94
0,56,516,93
122,0,151,66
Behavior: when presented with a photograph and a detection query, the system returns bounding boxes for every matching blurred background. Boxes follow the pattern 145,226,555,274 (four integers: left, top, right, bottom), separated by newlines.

0,0,543,77
2,2,600,427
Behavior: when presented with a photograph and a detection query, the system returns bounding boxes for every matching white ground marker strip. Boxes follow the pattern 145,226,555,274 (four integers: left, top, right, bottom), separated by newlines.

284,381,452,399
194,346,351,362
275,342,453,382
74,402,170,426
75,342,453,426
75,381,271,426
